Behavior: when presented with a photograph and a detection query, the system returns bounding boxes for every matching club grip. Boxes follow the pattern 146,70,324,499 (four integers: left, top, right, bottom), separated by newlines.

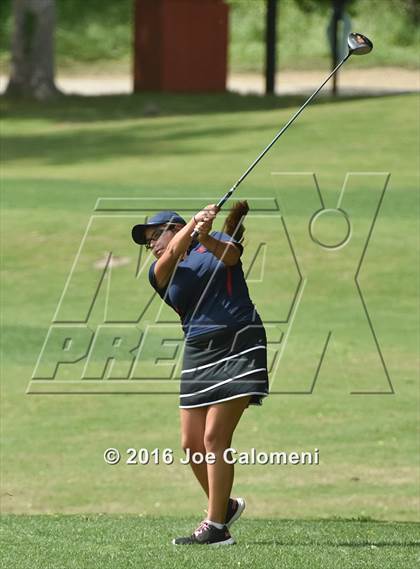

190,227,200,239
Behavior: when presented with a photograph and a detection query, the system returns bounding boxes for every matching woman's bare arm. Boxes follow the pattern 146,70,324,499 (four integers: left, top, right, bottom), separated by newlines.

153,205,218,289
153,218,196,289
198,234,241,266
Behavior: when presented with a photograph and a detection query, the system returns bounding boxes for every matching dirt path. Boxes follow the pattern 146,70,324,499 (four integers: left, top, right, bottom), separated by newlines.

229,67,419,96
1,68,418,96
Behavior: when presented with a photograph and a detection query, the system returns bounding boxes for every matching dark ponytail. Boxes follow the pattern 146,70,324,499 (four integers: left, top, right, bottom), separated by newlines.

222,200,249,243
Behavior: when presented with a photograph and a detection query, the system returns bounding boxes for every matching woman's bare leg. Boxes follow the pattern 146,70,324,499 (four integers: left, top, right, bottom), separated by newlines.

180,406,209,497
204,395,251,523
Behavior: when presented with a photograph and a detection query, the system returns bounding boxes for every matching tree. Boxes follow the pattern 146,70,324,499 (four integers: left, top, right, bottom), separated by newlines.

5,0,61,100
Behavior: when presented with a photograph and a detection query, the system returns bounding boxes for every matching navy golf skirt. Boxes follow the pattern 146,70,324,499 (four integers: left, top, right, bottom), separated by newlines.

179,324,269,409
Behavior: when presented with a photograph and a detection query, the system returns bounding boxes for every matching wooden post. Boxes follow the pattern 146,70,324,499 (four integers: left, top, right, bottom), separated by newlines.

265,0,278,95
331,0,345,96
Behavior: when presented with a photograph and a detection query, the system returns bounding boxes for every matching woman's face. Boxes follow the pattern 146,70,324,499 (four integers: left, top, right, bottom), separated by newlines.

144,224,178,259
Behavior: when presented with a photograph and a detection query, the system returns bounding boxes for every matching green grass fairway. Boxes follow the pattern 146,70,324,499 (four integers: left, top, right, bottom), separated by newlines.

1,92,419,566
1,516,419,569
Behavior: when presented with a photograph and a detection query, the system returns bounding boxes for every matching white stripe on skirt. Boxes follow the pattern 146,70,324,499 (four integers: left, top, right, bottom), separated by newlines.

181,345,266,374
180,367,267,398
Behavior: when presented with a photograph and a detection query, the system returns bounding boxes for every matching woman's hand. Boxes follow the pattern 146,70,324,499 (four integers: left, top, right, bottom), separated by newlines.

193,204,219,225
195,217,214,240
193,204,218,242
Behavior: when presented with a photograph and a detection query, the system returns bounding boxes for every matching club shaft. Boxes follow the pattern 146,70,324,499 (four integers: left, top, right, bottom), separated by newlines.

217,54,351,208
192,53,351,237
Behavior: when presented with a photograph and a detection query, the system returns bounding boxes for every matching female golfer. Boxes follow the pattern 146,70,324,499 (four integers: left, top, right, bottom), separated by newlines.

132,202,269,545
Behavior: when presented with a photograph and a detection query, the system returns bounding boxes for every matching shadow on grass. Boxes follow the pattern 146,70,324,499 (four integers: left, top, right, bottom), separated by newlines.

1,90,415,123
1,91,415,167
1,119,279,165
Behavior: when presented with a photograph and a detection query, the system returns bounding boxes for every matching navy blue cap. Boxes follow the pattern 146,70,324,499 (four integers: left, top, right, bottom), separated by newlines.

131,210,186,245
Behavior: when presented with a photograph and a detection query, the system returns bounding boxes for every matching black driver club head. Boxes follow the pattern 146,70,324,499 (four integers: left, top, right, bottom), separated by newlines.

347,32,373,56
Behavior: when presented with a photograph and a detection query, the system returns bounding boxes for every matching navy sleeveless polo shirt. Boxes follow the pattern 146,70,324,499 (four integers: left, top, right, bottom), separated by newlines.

148,231,262,339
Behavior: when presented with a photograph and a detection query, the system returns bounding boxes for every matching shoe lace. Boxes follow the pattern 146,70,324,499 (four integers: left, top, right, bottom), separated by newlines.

194,521,210,537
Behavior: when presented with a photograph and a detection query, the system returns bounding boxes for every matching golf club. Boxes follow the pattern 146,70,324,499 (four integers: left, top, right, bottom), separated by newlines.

191,32,373,238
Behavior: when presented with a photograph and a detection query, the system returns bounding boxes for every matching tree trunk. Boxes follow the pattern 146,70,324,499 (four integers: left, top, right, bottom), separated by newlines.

5,0,61,100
